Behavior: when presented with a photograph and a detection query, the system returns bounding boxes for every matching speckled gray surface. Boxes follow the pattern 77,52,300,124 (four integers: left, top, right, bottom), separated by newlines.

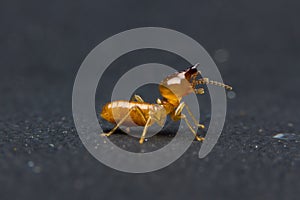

1,0,300,199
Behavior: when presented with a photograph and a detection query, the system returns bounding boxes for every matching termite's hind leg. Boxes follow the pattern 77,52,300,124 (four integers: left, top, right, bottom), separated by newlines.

100,110,132,137
130,94,144,103
139,117,152,144
101,106,147,138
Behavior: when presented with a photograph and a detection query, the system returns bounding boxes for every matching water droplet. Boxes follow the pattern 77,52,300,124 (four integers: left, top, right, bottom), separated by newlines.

49,143,55,148
273,133,299,141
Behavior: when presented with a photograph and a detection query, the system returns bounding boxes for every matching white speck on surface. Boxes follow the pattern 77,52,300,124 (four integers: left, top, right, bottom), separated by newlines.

28,161,34,167
49,143,55,147
273,133,299,141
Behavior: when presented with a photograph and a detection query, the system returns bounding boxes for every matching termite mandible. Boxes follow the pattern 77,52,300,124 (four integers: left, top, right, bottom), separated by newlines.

100,63,232,144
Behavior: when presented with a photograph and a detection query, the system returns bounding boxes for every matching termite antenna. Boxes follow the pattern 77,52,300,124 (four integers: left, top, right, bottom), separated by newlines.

196,78,232,90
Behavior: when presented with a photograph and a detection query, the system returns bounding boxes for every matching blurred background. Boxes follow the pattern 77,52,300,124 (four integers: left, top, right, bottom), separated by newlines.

0,0,300,199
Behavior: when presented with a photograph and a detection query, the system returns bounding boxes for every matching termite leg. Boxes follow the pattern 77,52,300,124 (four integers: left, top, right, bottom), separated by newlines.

101,110,132,137
174,102,185,116
184,103,205,129
134,106,147,124
130,94,144,103
139,117,152,144
194,88,205,95
174,104,204,141
101,106,146,137
181,114,204,141
175,102,205,129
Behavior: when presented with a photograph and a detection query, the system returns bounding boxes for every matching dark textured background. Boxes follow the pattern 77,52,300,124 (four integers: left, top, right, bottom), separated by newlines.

1,0,300,199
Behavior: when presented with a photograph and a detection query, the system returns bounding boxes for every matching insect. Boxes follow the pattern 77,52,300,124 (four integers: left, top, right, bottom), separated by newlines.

100,63,232,144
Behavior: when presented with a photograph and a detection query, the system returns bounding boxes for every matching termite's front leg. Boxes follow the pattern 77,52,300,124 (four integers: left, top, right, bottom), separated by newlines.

184,104,205,129
174,102,205,129
173,102,205,141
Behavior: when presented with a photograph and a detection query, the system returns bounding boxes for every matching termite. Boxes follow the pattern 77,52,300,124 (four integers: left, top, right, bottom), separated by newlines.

100,63,232,144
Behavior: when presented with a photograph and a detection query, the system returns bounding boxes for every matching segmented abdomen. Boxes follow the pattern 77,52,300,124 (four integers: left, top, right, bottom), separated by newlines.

100,101,152,126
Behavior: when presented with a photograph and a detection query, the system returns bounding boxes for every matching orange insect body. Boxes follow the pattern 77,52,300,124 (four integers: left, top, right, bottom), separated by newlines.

101,101,161,126
100,64,232,144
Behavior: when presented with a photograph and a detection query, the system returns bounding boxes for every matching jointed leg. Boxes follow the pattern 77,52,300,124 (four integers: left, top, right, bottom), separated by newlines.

174,103,204,141
101,106,146,137
175,102,205,129
181,114,204,141
194,88,204,94
184,104,205,129
131,94,144,103
139,117,152,144
134,106,147,125
101,109,133,137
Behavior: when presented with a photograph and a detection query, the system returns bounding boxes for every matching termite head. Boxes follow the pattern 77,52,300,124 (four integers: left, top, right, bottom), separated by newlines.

159,63,201,106
159,63,232,106
183,63,199,79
